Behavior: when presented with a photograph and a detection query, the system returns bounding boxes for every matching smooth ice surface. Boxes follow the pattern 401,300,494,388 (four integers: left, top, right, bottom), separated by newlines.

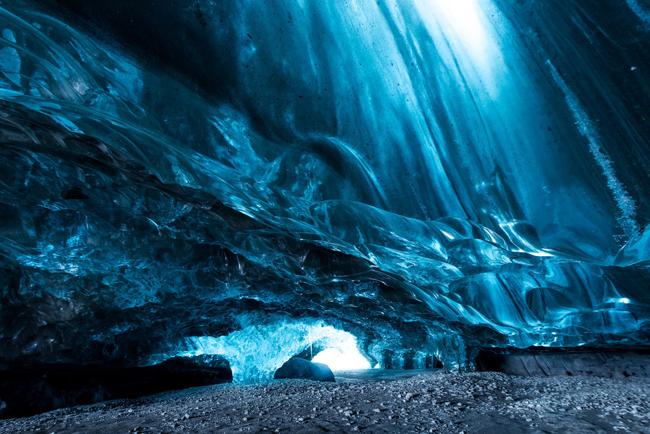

0,0,648,381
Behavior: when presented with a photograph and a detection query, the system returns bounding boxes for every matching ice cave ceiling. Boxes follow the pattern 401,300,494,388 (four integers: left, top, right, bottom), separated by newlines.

0,0,648,381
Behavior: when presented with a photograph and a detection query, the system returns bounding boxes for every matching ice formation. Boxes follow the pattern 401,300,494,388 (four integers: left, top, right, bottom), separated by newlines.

165,322,368,382
0,0,648,381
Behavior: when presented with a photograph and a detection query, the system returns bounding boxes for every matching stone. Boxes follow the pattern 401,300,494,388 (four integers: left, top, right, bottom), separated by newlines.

273,358,335,382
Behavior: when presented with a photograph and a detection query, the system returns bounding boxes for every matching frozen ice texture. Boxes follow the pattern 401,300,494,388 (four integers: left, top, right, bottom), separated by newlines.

0,0,648,381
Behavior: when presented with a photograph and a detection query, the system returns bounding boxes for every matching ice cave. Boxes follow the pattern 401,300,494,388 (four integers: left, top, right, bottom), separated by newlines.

0,0,649,432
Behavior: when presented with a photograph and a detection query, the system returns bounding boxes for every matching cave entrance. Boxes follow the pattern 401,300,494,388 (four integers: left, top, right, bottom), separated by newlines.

272,328,372,381
312,346,371,371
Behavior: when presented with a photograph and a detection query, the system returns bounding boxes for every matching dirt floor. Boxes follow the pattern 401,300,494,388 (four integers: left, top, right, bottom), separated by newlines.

1,370,649,433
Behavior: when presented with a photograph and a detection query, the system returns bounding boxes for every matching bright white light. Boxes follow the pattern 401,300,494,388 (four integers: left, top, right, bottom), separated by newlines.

414,0,505,98
431,0,489,58
312,347,371,371
415,0,495,69
619,297,631,304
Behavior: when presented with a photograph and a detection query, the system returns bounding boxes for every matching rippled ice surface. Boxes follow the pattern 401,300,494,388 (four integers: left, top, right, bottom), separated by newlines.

0,0,648,381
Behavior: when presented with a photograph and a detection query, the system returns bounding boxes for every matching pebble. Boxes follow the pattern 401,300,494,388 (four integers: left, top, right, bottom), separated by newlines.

2,372,649,434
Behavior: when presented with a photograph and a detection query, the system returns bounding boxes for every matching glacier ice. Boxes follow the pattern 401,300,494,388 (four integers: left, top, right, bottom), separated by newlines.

0,0,648,382
164,321,369,383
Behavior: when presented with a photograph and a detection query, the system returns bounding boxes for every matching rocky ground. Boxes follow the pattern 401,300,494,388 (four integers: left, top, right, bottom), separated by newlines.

1,370,649,433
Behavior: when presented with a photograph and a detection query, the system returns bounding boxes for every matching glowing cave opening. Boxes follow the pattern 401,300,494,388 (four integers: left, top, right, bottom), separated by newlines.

312,347,371,371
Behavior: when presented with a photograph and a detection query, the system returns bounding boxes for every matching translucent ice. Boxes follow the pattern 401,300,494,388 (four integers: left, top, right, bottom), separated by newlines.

0,0,648,380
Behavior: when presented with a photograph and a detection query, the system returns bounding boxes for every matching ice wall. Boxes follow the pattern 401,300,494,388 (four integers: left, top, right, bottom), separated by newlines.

0,0,648,380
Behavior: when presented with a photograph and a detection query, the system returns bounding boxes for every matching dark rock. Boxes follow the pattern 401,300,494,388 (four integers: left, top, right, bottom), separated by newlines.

0,355,231,418
274,357,335,382
61,186,89,200
475,347,650,378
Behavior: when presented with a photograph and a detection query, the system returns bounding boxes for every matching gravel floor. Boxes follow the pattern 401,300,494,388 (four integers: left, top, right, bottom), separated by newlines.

1,370,649,433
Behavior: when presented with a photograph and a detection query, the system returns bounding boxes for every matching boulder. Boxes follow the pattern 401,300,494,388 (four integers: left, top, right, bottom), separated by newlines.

274,357,335,382
475,348,650,378
0,355,231,418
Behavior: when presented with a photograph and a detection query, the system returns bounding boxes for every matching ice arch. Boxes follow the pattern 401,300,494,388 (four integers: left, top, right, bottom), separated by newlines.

172,321,370,383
